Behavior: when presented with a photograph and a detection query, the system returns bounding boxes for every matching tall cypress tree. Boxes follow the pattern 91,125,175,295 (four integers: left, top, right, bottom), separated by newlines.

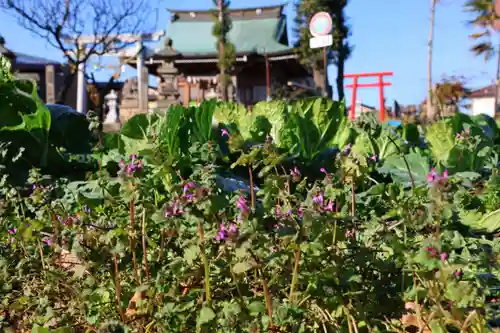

212,0,236,101
294,0,351,101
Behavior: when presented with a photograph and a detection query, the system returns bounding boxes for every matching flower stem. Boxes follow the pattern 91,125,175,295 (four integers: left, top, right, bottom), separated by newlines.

142,209,150,282
289,242,301,302
248,166,255,211
113,253,125,321
198,222,212,306
129,198,141,284
351,181,356,218
259,268,273,327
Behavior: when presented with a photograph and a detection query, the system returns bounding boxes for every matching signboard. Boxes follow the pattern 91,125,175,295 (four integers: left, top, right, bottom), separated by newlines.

309,12,332,37
309,35,333,49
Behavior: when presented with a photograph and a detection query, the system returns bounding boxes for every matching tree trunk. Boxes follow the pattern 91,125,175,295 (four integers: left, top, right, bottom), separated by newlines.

426,0,437,122
218,0,228,101
495,39,500,118
56,71,75,105
336,48,346,103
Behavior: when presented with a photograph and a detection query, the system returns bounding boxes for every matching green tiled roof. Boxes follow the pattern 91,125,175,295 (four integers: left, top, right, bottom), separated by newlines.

162,17,291,57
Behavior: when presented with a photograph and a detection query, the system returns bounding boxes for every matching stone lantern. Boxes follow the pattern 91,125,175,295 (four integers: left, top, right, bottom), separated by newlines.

155,38,181,109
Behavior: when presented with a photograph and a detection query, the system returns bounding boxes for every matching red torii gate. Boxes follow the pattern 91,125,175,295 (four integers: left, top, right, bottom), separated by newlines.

344,71,393,122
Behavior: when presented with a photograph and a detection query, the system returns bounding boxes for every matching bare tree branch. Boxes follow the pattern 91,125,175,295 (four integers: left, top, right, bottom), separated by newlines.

0,0,155,102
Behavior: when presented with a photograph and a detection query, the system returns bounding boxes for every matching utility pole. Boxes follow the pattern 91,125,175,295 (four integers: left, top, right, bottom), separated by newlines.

64,31,164,114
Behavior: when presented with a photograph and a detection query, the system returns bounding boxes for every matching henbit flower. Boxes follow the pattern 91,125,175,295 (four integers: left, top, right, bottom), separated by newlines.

427,168,448,185
369,154,378,162
320,168,328,175
325,200,335,212
42,237,53,247
426,246,438,258
216,224,227,241
312,192,324,207
236,196,249,217
182,182,197,201
221,128,230,138
297,206,303,218
164,199,183,217
440,252,448,262
7,227,17,235
343,143,352,154
229,223,238,233
290,166,301,181
276,205,292,218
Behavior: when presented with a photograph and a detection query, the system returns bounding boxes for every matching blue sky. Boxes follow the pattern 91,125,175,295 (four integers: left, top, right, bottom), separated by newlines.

0,0,496,106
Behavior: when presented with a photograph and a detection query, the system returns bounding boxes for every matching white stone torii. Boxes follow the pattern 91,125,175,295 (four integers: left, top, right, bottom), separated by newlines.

64,31,165,115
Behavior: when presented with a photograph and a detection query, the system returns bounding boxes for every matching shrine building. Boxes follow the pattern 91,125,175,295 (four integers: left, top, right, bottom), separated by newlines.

119,4,313,115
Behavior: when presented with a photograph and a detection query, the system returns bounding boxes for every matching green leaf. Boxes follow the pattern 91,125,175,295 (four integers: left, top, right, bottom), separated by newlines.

198,306,216,325
183,245,200,265
31,325,51,333
120,113,158,139
425,119,455,165
248,301,266,315
461,208,500,233
232,261,252,274
377,153,430,186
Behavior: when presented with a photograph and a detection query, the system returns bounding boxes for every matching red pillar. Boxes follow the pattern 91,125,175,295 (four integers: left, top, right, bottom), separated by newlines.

349,76,358,120
378,74,385,123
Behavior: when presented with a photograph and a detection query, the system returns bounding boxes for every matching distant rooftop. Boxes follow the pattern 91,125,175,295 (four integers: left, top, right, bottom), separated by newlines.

14,52,60,66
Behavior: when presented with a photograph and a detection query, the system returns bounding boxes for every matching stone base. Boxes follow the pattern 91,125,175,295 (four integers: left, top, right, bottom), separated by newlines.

120,107,147,123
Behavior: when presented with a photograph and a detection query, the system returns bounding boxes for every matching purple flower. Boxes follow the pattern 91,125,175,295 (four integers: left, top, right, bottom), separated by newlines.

320,168,328,175
182,182,197,201
369,154,378,162
427,168,448,185
297,206,303,218
236,196,249,218
343,143,352,154
229,223,238,233
325,200,335,212
276,205,292,218
164,199,183,217
84,205,91,213
120,154,143,177
216,224,227,241
221,128,230,138
426,246,438,258
312,192,324,206
42,237,53,247
290,166,301,181
7,227,17,235
440,252,448,262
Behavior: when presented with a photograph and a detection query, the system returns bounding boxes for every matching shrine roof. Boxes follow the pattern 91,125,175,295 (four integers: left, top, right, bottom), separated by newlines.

156,5,291,57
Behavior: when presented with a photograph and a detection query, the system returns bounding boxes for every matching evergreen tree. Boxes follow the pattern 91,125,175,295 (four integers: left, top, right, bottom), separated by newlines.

212,0,236,101
294,0,351,101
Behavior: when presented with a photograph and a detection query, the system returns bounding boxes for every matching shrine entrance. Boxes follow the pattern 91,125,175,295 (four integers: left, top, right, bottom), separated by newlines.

344,72,393,122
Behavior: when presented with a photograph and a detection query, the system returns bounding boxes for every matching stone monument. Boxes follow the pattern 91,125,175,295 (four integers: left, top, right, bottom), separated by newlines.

119,77,142,123
104,89,119,124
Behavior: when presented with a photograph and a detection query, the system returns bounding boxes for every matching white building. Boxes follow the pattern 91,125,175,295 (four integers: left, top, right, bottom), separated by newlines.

469,84,497,118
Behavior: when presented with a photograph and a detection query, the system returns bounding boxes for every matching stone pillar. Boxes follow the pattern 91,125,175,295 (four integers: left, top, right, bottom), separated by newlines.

45,65,55,104
76,62,87,114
